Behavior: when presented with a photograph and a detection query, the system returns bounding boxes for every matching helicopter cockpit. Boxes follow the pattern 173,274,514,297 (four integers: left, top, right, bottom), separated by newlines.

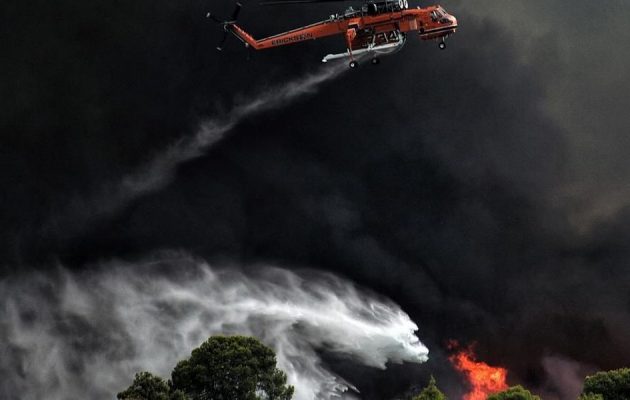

430,6,455,24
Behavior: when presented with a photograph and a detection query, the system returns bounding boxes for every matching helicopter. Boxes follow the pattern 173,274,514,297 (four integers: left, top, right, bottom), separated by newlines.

207,0,458,68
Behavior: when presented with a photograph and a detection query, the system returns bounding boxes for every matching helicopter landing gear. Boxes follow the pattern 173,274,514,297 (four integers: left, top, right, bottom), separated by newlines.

349,60,359,68
438,41,446,50
371,57,380,65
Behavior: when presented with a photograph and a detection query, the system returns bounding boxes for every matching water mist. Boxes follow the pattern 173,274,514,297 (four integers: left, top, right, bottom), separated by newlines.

41,62,348,240
0,253,428,400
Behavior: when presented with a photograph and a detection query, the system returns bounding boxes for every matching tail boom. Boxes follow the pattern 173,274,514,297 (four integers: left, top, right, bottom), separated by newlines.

230,20,345,50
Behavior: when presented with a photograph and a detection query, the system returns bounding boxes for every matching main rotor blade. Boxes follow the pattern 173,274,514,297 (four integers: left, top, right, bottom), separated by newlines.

260,0,356,5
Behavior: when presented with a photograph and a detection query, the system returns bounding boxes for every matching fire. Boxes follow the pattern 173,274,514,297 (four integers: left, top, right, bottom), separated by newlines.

448,341,509,400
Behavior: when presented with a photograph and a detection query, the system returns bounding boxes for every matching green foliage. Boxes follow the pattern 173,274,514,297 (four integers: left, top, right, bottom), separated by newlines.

168,389,189,400
578,394,604,400
486,385,541,400
582,368,630,400
117,371,172,400
171,335,294,400
412,376,447,400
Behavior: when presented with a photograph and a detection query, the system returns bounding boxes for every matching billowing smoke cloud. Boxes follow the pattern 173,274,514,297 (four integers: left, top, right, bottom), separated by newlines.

0,252,428,400
40,61,348,241
5,0,630,398
536,356,598,400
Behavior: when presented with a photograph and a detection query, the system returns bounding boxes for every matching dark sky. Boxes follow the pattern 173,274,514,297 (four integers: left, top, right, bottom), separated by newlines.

2,0,630,398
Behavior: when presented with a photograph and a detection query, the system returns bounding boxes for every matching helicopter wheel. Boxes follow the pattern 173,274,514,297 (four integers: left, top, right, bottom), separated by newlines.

349,60,359,69
438,41,446,50
371,57,380,65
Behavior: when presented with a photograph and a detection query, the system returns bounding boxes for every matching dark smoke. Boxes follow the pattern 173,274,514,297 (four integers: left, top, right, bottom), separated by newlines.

2,0,630,398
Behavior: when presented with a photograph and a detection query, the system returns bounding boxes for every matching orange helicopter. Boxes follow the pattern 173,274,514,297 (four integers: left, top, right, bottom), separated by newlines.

207,0,458,68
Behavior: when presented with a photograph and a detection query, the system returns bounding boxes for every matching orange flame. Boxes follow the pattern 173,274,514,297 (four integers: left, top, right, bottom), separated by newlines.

448,341,509,400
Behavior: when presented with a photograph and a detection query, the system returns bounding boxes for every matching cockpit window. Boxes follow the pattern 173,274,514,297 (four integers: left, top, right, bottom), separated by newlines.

431,8,445,21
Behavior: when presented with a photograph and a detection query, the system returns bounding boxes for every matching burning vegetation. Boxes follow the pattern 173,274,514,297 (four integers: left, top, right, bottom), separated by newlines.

116,335,630,400
448,341,509,400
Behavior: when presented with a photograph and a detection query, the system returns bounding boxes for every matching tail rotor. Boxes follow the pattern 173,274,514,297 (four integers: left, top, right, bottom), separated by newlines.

206,2,242,51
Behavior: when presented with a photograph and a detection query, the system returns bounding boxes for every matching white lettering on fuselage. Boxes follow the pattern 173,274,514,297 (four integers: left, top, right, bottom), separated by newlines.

271,33,314,46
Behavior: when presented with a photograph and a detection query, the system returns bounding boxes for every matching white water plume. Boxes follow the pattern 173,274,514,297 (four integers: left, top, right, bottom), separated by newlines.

0,253,428,400
43,62,347,237
119,62,346,198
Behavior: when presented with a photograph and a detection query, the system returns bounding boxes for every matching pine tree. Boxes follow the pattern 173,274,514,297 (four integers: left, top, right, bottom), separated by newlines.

412,376,447,400
582,368,630,400
487,385,541,400
171,335,294,400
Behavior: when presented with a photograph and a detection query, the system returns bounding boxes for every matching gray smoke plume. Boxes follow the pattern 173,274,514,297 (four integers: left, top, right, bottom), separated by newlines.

0,252,428,400
41,62,348,239
537,356,598,400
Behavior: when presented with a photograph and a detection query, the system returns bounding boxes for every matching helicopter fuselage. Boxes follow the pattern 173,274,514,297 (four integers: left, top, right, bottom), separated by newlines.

223,2,457,66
